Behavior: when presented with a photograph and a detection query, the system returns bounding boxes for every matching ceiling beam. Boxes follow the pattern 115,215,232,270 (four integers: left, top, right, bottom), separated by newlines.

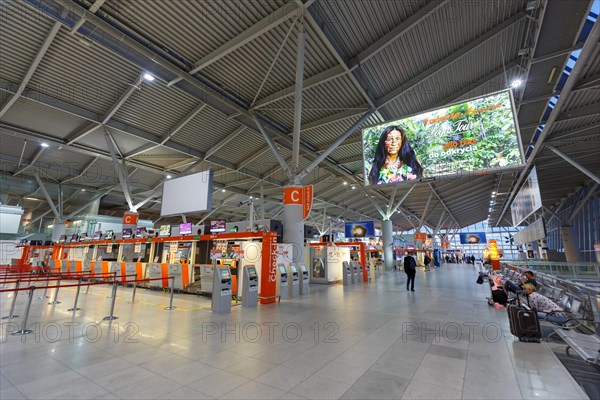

66,74,143,145
375,12,527,108
167,3,299,86
125,103,207,159
0,22,61,119
70,0,106,34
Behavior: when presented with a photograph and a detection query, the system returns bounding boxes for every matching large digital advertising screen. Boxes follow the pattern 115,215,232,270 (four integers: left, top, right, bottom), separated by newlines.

344,221,375,238
459,232,487,244
362,90,523,186
511,166,542,226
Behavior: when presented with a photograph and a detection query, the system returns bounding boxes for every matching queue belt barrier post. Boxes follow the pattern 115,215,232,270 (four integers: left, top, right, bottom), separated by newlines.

11,286,35,336
107,272,117,298
128,281,138,304
68,278,83,312
165,276,176,311
38,283,50,300
103,281,119,321
2,280,20,319
48,276,61,305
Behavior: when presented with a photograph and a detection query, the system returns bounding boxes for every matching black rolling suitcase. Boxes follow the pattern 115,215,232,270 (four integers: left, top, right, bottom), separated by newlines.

507,295,541,343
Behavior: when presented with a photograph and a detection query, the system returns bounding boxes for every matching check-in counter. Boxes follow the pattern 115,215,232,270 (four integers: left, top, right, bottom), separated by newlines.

125,262,146,282
82,261,92,274
200,264,214,294
90,261,109,278
148,263,169,288
167,263,191,290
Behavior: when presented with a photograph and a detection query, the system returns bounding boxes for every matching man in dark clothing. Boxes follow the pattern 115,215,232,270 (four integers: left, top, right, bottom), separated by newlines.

404,252,417,291
504,270,538,294
424,254,431,272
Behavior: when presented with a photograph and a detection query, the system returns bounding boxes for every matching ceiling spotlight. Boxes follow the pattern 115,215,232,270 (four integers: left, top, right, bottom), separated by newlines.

351,186,356,190
41,142,49,148
166,175,172,179
249,196,253,199
221,189,226,192
81,189,86,192
343,181,348,185
492,191,496,195
143,72,155,82
511,80,522,88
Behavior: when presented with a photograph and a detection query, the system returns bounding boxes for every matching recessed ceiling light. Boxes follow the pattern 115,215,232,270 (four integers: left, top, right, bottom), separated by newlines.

166,175,172,179
143,72,155,81
81,189,86,192
511,80,522,88
343,181,348,185
41,142,49,148
221,189,226,192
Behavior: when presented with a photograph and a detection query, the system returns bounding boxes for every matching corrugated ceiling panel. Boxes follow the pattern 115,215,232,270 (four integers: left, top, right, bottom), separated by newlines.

1,97,89,139
311,0,429,59
359,4,527,101
103,0,289,67
172,106,242,154
210,132,272,167
0,134,37,162
112,79,200,137
0,0,55,83
29,29,141,116
383,24,526,119
560,89,600,112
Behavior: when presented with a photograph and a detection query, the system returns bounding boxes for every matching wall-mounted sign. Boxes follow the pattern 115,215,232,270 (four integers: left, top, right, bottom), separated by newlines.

363,90,523,186
283,186,313,219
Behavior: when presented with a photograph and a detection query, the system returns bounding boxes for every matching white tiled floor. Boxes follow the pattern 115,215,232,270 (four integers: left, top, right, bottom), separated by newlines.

0,265,590,399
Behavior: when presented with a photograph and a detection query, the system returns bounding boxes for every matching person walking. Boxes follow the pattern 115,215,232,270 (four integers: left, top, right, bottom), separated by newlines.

404,252,417,291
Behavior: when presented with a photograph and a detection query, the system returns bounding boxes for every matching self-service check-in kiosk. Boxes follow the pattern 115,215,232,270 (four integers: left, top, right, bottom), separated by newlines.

369,259,379,280
287,265,300,297
241,265,259,307
298,265,310,295
277,264,288,299
351,261,362,283
342,261,352,285
212,266,232,313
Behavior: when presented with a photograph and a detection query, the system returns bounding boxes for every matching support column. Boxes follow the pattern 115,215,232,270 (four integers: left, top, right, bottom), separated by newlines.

283,187,305,265
52,223,66,242
382,219,394,271
560,226,581,262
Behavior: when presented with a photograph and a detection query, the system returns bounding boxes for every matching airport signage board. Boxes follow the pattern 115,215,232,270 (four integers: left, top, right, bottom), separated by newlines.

511,167,542,226
362,90,523,186
344,221,375,238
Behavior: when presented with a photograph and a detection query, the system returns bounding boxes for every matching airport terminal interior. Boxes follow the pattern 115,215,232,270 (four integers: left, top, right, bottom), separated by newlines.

1,0,599,399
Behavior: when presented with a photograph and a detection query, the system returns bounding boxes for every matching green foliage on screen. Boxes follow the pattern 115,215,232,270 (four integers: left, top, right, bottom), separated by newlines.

363,91,522,185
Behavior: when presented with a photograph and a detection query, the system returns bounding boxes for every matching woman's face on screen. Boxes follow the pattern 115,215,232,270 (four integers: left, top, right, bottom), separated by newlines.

385,130,402,155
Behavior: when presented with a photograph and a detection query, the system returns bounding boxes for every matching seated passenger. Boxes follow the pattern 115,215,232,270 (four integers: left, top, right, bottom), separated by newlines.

504,270,538,294
522,283,567,324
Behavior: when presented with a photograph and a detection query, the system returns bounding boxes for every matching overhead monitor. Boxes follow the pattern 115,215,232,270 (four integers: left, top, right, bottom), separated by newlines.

159,225,171,237
179,222,192,236
122,228,133,239
344,221,375,238
79,233,88,241
135,227,147,238
160,170,213,216
104,230,114,240
210,220,226,233
511,166,543,226
70,234,79,242
362,90,523,186
459,232,487,244
93,231,102,240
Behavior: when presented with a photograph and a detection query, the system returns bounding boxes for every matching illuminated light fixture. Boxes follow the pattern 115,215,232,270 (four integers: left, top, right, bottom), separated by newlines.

351,186,356,190
511,80,522,88
41,142,49,148
166,175,172,179
81,189,86,192
143,72,155,82
221,189,226,192
547,67,557,84
343,181,348,185
492,191,496,195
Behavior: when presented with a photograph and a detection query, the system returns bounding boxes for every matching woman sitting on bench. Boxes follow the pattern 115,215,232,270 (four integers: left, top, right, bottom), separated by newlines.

522,283,567,324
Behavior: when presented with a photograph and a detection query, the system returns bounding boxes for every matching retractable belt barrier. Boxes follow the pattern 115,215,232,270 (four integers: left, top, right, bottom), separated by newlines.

1,275,176,336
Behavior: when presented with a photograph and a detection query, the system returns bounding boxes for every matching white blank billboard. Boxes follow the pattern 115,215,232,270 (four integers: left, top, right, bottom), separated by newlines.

160,170,213,217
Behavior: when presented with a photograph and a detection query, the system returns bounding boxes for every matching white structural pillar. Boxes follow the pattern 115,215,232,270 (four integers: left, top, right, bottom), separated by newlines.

283,187,304,265
382,219,394,271
52,223,66,242
560,226,581,262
